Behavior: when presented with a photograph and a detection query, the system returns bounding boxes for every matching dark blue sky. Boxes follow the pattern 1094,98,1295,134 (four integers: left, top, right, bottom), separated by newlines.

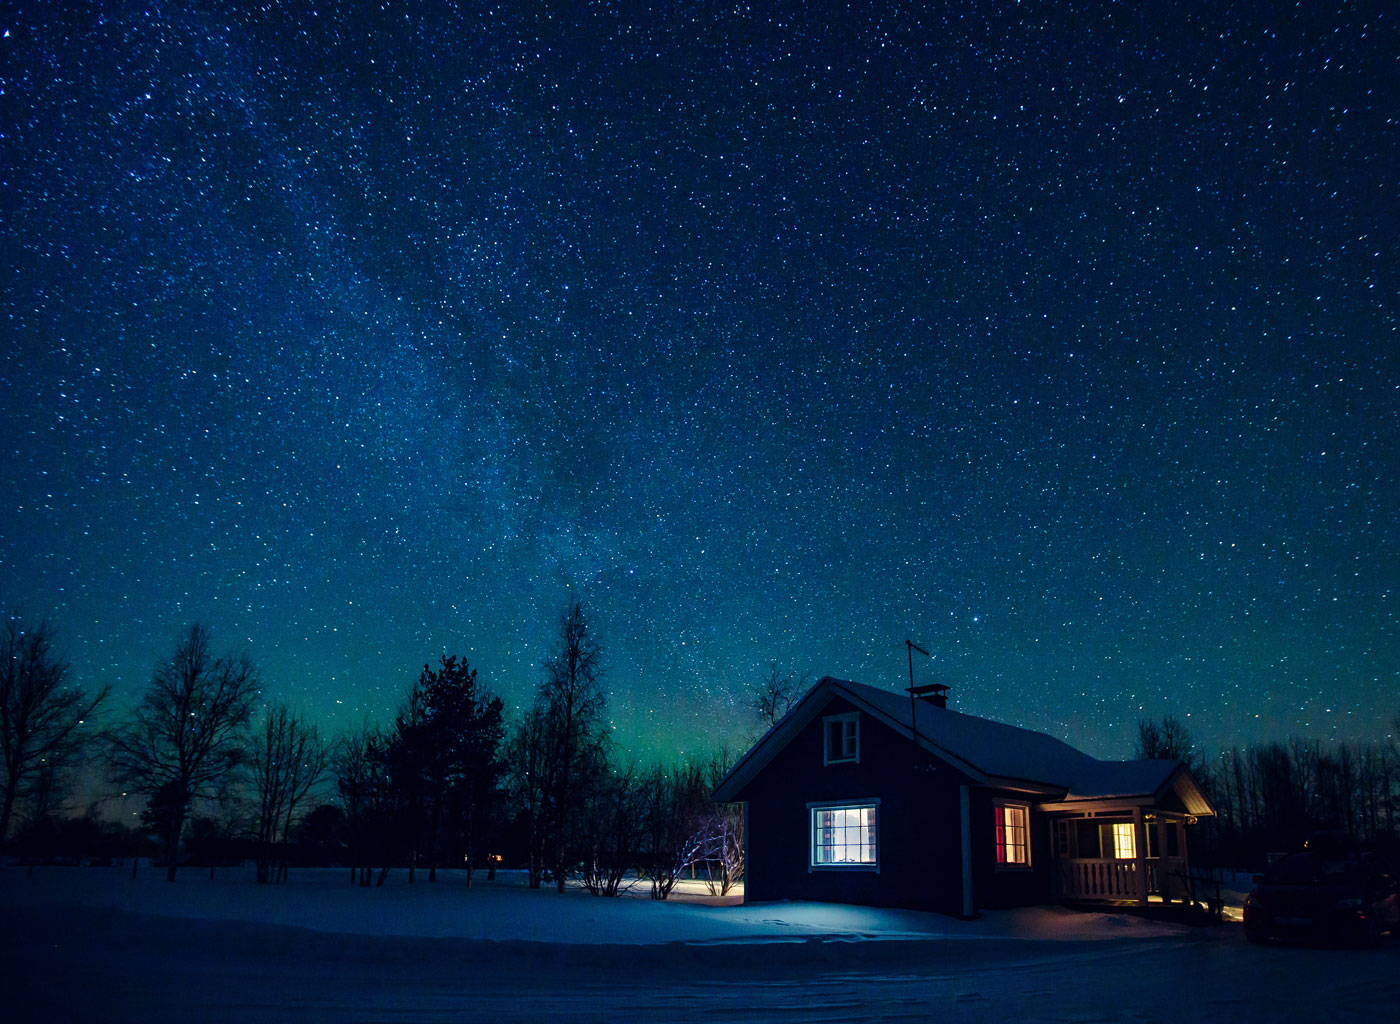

2,1,1396,761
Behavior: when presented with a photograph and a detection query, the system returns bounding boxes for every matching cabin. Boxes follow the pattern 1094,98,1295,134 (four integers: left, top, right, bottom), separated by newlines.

713,676,1215,916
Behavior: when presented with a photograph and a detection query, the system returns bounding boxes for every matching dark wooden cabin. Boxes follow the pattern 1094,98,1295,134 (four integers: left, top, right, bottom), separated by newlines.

712,677,1215,916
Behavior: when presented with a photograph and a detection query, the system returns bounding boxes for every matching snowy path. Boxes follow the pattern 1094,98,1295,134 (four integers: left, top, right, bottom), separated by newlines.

4,868,1397,1022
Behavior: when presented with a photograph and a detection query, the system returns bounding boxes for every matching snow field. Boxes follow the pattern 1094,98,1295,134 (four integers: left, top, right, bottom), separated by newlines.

1,864,1189,945
4,864,1398,1023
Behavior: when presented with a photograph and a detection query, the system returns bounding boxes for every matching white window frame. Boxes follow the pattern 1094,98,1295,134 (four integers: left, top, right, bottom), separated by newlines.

994,801,1032,870
1110,822,1136,860
808,799,880,872
822,712,860,765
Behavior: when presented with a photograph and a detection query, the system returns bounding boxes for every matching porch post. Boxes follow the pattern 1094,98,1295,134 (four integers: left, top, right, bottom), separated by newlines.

1132,806,1148,906
1176,818,1189,904
1154,817,1168,903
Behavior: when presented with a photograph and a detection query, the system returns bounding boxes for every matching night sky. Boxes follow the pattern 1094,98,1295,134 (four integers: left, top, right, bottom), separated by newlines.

2,2,1396,763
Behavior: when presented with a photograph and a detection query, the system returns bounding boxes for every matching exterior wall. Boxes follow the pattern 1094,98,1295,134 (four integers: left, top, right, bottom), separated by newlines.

734,696,974,915
967,788,1054,909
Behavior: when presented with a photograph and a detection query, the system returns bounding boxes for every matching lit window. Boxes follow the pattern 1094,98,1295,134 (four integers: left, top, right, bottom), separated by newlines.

823,713,859,764
995,803,1030,866
810,803,878,867
1111,823,1136,859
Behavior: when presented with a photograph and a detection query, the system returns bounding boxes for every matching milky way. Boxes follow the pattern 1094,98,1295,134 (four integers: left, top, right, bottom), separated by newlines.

2,2,1396,760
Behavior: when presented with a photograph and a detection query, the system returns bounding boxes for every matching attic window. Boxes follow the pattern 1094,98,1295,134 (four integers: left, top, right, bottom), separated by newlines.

822,712,859,765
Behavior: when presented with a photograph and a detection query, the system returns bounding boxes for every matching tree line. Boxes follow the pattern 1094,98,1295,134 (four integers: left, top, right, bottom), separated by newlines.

1135,715,1400,867
24,600,1395,885
0,604,744,896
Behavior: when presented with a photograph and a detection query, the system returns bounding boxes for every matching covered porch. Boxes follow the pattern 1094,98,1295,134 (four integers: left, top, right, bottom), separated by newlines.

1038,766,1215,907
1048,808,1196,905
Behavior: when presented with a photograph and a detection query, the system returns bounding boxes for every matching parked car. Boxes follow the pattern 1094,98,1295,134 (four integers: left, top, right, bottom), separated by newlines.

1243,840,1400,946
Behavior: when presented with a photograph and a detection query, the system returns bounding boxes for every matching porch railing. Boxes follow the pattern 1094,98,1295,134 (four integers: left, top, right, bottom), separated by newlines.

1060,856,1190,902
1060,858,1139,901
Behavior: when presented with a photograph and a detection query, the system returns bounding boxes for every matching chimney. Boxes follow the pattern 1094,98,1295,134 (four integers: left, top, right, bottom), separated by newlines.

906,683,950,709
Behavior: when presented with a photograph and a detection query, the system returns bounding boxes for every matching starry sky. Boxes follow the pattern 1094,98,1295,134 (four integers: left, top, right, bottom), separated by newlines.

2,1,1396,763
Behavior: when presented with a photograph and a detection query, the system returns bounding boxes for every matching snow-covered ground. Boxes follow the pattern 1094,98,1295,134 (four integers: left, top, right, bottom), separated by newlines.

3,864,1396,1023
0,864,1187,945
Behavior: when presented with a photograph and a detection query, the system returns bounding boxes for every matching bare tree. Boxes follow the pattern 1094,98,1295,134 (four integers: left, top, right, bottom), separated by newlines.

639,762,709,900
1,615,108,844
699,750,745,897
639,750,746,900
510,600,609,891
579,764,645,897
508,703,550,888
250,702,328,883
332,723,394,886
751,663,807,731
1205,727,1400,868
1134,715,1205,776
701,803,745,897
107,624,259,881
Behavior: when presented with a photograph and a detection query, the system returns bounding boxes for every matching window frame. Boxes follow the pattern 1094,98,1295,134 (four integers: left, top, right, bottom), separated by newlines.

807,798,880,872
822,712,860,765
1109,822,1136,860
993,801,1032,870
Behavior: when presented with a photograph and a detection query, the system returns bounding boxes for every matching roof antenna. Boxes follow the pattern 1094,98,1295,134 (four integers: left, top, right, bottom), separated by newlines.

906,640,930,765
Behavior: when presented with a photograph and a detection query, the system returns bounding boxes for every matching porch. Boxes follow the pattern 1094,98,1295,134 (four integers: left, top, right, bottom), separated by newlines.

1051,809,1197,906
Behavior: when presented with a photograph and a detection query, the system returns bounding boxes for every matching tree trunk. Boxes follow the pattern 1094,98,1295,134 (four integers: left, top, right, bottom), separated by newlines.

428,790,442,883
165,805,186,882
552,836,568,893
0,774,18,846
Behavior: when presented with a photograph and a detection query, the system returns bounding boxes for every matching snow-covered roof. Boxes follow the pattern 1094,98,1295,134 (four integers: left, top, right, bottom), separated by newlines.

714,677,1214,814
850,680,1101,789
